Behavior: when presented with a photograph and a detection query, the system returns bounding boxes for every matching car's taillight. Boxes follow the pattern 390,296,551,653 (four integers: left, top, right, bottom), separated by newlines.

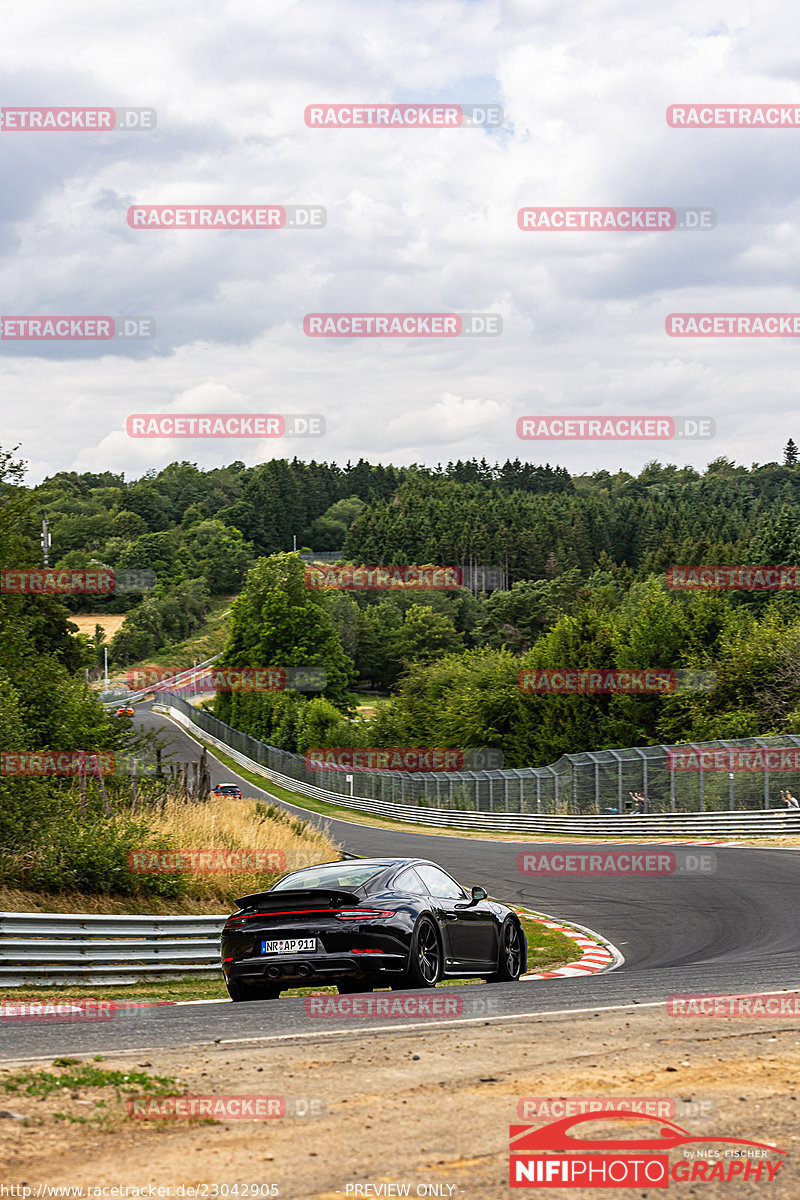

335,910,393,920
225,908,337,927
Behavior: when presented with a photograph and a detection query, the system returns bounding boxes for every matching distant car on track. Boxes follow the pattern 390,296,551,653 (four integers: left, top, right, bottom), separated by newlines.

116,706,134,716
213,783,242,799
220,856,526,1001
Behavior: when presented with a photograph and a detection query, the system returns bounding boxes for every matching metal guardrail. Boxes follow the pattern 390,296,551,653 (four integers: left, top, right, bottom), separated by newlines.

156,701,800,838
100,657,221,709
155,694,800,816
126,655,221,703
0,912,226,986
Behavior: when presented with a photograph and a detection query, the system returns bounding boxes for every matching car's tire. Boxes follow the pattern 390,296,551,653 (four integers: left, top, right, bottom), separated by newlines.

489,918,524,982
402,917,442,988
336,981,374,994
226,978,281,1002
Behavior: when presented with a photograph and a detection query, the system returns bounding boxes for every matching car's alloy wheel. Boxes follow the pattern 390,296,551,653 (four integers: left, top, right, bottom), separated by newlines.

406,917,442,987
226,978,281,1001
490,919,523,982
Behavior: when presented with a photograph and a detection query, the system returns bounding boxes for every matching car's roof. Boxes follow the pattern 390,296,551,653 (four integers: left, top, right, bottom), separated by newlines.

279,857,445,877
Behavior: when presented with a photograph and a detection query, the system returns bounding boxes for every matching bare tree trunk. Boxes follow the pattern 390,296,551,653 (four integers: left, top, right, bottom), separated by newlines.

131,759,138,813
79,755,87,816
95,759,111,817
200,749,210,802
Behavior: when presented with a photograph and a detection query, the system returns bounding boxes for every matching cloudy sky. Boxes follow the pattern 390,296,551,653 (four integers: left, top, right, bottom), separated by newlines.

2,0,798,484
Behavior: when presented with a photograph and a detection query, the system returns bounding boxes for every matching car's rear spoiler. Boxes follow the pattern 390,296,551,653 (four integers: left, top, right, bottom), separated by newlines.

234,887,361,910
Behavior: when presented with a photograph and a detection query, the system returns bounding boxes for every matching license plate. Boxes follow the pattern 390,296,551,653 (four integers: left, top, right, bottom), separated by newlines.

261,938,317,955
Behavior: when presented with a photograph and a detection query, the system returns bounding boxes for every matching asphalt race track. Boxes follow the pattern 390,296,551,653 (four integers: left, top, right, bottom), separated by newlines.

3,705,800,1062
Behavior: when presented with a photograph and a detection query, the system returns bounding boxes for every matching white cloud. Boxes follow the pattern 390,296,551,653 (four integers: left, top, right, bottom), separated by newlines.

1,0,798,482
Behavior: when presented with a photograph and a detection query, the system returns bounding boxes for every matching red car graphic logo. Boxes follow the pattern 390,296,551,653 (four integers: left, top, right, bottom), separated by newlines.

510,1111,785,1155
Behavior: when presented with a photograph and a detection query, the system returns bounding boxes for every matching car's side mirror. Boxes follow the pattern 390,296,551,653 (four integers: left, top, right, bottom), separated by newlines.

470,886,488,903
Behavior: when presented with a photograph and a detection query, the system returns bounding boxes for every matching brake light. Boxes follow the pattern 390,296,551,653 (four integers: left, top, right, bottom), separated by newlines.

335,910,393,920
225,907,337,926
352,948,385,954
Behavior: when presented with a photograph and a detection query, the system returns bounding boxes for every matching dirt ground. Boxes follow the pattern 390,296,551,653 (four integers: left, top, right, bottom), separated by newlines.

1,1002,797,1198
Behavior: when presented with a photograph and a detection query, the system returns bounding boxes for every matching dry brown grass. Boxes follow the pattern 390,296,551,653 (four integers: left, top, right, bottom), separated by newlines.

135,794,340,903
0,887,230,915
67,614,128,639
0,797,340,914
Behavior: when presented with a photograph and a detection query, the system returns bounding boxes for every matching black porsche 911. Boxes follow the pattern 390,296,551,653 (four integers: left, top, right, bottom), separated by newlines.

220,856,526,1000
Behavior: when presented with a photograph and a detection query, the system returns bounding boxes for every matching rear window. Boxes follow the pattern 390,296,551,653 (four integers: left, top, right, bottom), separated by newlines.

217,785,240,793
271,862,386,891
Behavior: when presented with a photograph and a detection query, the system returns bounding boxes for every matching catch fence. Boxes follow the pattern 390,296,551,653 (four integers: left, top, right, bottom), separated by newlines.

155,693,800,816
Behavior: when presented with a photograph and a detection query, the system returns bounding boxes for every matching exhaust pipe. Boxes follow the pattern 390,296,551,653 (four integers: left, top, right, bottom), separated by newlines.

266,966,281,980
296,963,312,978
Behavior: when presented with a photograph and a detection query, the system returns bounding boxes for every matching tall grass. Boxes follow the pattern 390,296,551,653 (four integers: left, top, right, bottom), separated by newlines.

140,796,340,902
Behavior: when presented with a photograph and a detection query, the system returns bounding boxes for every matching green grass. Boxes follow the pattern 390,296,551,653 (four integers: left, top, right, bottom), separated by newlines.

1,1060,176,1097
518,914,581,972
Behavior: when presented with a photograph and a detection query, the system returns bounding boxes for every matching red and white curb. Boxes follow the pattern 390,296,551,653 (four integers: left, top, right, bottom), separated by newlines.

514,907,624,980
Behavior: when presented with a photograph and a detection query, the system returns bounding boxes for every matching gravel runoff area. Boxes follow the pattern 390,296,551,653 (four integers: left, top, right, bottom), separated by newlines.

1,999,797,1199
